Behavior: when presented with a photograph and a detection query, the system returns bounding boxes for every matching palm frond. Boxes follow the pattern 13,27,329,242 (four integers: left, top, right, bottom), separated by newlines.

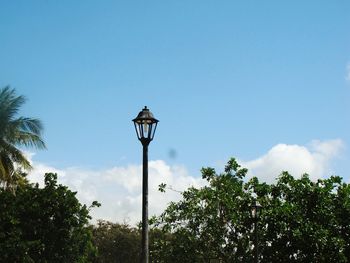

0,152,15,182
14,117,43,134
0,86,26,120
1,141,32,170
0,87,26,137
13,132,46,149
6,117,46,149
0,86,44,191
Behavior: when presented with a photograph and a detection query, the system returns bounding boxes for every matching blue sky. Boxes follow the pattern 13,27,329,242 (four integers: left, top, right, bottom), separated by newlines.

1,1,350,222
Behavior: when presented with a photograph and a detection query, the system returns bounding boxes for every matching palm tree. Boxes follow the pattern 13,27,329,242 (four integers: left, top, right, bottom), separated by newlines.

0,86,45,190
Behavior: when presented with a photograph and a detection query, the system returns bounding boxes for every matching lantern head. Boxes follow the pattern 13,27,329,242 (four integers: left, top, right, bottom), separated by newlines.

133,106,159,145
251,200,262,219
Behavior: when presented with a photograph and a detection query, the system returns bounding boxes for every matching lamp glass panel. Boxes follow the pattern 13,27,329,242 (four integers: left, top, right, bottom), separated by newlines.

134,123,141,140
252,207,257,218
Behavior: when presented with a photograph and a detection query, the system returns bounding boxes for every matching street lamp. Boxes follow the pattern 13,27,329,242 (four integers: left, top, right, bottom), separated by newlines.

251,200,262,263
133,106,159,263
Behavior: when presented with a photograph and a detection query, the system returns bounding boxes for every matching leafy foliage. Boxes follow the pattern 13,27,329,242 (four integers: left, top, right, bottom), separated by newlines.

261,173,350,262
151,158,350,263
0,173,98,262
90,220,141,263
90,220,169,263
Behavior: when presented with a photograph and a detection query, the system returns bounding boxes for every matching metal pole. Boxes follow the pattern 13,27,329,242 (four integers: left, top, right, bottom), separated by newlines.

254,219,259,263
141,143,149,263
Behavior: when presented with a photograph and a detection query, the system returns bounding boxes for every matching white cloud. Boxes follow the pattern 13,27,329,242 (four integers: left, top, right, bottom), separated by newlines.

240,139,344,183
26,139,344,225
27,158,205,225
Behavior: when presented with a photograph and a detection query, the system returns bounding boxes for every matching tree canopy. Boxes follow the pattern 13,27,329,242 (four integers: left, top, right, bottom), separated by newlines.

150,158,350,262
0,86,45,190
90,220,141,263
0,173,99,262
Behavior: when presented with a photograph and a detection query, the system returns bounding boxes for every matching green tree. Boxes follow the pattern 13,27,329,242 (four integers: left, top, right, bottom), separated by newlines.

151,158,350,263
260,172,350,262
0,86,45,190
89,220,170,262
0,173,99,262
90,220,141,263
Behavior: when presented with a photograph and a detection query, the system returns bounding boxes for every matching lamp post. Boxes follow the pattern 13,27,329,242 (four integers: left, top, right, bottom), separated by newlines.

251,200,262,263
133,106,159,263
